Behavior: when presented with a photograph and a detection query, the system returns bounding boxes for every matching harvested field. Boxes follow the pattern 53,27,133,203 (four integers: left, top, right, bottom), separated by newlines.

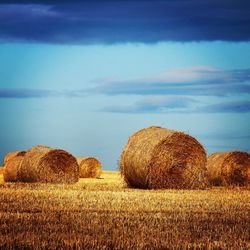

0,170,249,249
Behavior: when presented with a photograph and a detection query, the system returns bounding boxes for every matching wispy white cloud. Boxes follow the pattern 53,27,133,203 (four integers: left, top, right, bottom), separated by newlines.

102,96,198,113
197,100,250,113
91,66,250,96
144,66,232,84
1,66,250,115
102,96,250,114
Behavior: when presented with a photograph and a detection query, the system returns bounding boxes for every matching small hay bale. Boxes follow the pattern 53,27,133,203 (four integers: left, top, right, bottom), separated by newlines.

207,151,250,186
4,151,26,165
17,145,79,183
29,145,50,151
77,157,102,178
3,156,24,182
0,167,5,175
120,126,207,189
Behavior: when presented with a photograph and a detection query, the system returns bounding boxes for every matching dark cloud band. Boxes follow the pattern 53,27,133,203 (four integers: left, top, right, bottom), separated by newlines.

0,1,250,43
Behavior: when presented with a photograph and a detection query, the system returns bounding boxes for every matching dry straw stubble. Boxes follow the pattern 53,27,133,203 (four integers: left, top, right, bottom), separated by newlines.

17,146,79,183
207,151,250,186
120,126,207,189
77,157,102,178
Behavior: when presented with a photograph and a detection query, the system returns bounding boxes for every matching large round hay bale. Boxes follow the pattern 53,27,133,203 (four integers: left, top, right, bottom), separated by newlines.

207,151,250,186
120,126,207,189
4,151,26,165
3,156,24,182
17,146,79,183
77,157,102,178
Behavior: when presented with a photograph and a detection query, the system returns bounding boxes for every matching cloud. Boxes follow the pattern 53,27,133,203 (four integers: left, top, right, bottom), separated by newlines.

0,1,250,43
91,67,250,96
102,96,198,113
102,97,250,114
0,88,58,98
148,66,250,84
0,88,90,98
198,100,250,113
1,65,250,100
2,66,249,100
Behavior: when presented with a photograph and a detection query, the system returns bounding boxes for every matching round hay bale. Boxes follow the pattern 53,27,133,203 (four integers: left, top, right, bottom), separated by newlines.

207,151,250,186
0,167,5,175
17,146,79,183
29,145,50,151
4,151,26,165
120,126,207,189
77,157,102,178
3,156,24,182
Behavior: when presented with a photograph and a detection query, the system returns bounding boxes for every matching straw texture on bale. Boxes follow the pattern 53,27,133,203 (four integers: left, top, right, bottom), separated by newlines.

4,151,26,165
120,126,207,189
3,156,24,182
207,151,250,186
77,157,102,178
0,167,5,175
17,146,79,183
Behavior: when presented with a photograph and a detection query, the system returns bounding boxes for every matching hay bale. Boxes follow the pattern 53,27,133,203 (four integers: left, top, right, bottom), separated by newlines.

77,157,102,178
29,145,50,151
3,151,26,165
207,151,250,186
120,126,207,189
17,145,79,183
0,167,5,175
3,156,24,182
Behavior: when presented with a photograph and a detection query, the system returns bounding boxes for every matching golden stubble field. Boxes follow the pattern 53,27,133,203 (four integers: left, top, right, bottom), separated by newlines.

0,170,249,249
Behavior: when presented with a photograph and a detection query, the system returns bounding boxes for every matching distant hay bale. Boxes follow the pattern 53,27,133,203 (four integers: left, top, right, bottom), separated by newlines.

0,167,5,175
120,126,207,189
29,145,50,151
3,156,24,182
207,151,250,186
17,146,79,183
4,151,26,165
77,157,102,178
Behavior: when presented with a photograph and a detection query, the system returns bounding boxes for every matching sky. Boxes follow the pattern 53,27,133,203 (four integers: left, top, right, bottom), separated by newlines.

0,0,250,169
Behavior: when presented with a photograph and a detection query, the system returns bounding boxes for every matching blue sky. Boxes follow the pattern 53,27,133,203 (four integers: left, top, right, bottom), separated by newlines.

0,1,250,169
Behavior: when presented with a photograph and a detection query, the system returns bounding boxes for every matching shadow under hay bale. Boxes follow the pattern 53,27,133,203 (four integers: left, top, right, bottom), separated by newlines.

4,151,26,165
77,157,102,178
3,156,24,182
120,126,207,189
207,151,250,186
17,146,79,183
